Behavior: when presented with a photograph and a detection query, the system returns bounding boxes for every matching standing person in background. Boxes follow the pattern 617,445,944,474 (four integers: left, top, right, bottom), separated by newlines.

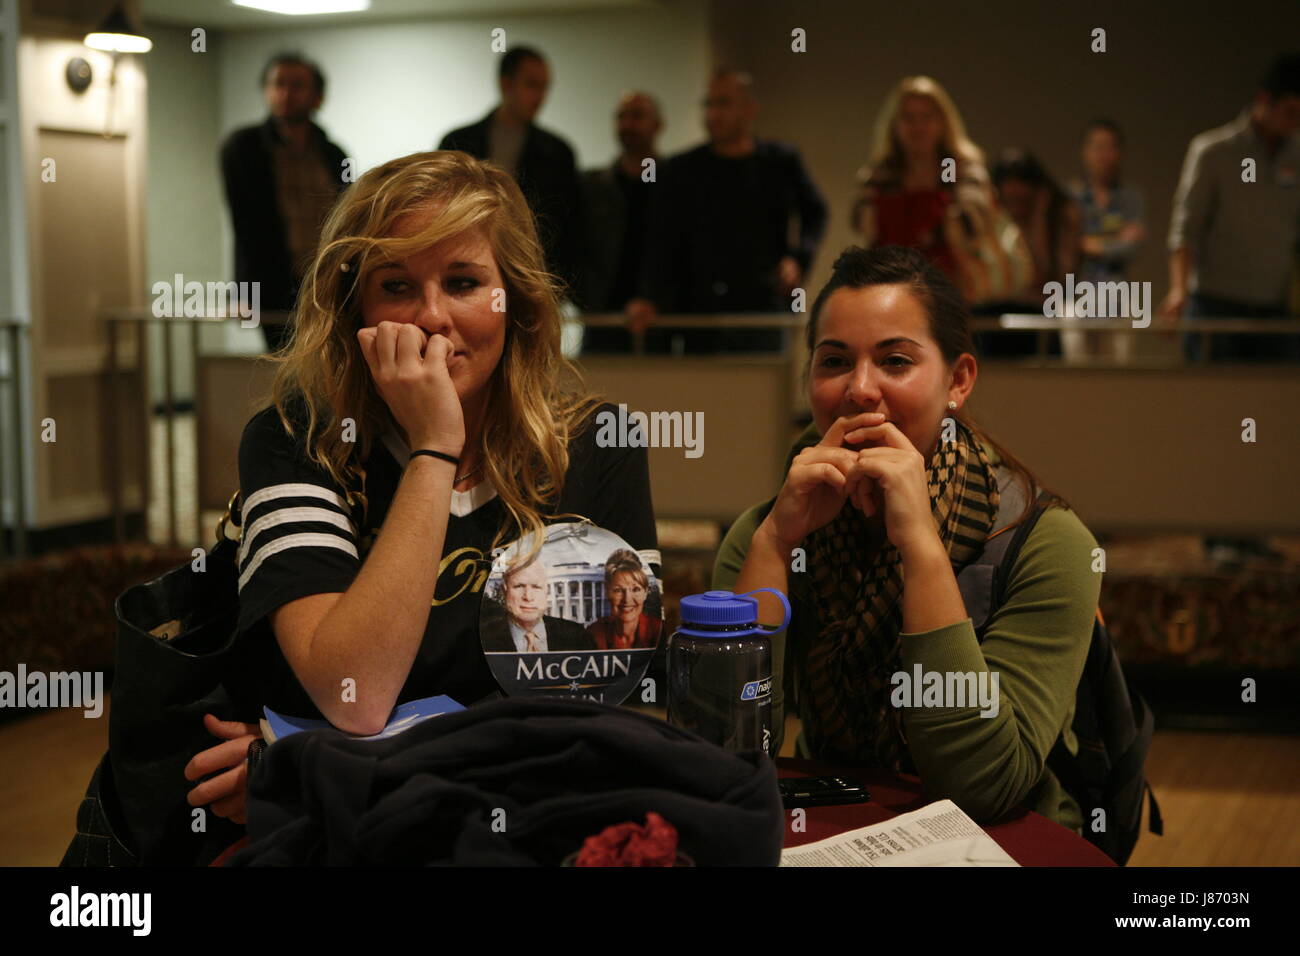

1159,51,1300,363
1069,119,1145,363
630,69,828,354
220,52,349,353
852,76,1031,323
580,91,663,353
1160,52,1300,567
439,47,583,302
989,149,1082,358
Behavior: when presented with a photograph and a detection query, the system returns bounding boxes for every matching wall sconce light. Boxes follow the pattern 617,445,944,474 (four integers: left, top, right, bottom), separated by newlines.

84,4,153,54
81,4,152,134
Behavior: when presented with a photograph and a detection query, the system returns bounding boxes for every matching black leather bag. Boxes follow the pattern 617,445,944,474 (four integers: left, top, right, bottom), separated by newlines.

61,495,257,867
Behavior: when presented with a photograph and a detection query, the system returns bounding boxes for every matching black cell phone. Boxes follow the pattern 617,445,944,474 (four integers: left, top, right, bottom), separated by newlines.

779,776,871,808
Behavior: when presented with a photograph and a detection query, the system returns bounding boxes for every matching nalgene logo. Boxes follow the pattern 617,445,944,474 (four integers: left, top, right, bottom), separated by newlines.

740,676,772,702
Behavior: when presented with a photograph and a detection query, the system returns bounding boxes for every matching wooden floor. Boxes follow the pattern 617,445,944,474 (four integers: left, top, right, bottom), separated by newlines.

1,701,1295,866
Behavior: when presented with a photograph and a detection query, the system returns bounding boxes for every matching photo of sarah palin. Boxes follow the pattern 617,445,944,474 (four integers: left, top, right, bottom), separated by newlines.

586,549,664,650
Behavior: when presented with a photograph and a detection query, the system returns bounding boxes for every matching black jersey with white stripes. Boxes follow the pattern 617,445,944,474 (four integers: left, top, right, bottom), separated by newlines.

232,398,658,721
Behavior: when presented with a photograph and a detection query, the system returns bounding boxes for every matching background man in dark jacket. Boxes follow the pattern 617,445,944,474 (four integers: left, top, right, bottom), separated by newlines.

438,47,582,301
580,91,663,352
630,68,828,353
220,52,349,352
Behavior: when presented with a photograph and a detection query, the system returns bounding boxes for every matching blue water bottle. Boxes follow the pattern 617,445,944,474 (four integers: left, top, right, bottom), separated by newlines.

667,589,792,757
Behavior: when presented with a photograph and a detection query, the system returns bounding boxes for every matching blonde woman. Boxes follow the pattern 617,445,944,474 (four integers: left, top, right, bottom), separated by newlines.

184,151,656,824
852,76,1031,307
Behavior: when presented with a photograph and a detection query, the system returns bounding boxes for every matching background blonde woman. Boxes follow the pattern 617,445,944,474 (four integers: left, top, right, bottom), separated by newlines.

184,151,656,824
852,76,1032,307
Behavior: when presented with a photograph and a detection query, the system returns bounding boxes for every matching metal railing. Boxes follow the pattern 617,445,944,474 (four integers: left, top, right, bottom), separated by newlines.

579,312,805,356
103,309,291,548
0,317,27,560
77,308,1300,551
580,311,1300,362
971,314,1300,364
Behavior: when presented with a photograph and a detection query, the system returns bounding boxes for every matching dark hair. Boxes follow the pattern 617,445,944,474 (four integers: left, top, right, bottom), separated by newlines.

261,51,325,96
805,245,1068,523
604,549,648,588
991,148,1072,280
1082,117,1124,148
990,147,1054,188
1260,51,1300,99
807,245,972,366
1082,119,1125,187
500,46,546,80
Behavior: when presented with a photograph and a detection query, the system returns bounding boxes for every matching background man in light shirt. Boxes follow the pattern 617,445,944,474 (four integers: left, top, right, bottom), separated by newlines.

1159,51,1300,362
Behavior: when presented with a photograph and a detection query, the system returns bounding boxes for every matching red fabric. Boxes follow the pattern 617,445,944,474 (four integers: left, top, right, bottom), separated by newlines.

210,836,249,867
587,613,663,650
872,189,959,280
779,758,1115,867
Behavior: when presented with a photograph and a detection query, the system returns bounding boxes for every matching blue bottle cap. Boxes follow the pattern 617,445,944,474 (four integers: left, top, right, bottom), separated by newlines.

679,589,760,628
677,588,792,634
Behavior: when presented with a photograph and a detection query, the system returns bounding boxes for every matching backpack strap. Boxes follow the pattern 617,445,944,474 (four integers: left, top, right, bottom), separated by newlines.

957,469,1052,636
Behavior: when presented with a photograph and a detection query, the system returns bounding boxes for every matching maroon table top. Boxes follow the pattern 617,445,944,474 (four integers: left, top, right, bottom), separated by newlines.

778,758,1114,866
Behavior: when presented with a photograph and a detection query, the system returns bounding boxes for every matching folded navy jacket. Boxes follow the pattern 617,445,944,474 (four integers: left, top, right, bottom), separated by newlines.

228,697,785,866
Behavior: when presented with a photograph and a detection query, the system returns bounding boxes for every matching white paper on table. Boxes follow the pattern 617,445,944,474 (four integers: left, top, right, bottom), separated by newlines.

779,799,1020,867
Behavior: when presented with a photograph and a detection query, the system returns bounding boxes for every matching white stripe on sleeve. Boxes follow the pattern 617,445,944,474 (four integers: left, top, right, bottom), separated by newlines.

238,506,356,567
238,532,360,593
241,483,350,522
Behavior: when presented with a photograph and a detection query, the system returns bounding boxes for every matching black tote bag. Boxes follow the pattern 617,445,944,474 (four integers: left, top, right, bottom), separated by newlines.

61,496,259,867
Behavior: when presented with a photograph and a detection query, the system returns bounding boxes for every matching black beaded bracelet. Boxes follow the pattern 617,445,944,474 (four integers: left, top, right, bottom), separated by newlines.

409,449,460,468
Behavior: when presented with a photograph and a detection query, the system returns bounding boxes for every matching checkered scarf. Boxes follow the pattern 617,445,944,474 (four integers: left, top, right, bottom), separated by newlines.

802,420,998,771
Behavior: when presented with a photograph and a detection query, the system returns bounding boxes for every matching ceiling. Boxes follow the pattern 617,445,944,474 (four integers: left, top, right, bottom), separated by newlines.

138,0,656,30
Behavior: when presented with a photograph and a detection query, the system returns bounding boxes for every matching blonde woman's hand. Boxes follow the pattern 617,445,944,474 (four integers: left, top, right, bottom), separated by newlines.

357,321,465,455
184,713,261,825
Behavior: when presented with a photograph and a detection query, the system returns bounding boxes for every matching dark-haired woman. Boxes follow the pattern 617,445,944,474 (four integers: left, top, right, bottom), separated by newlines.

713,245,1100,831
981,149,1082,357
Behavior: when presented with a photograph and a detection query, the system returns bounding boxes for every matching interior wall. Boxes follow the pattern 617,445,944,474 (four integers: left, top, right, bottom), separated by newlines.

214,0,711,179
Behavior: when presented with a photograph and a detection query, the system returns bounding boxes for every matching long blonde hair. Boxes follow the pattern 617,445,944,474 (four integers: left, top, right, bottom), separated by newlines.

862,76,989,198
257,150,602,557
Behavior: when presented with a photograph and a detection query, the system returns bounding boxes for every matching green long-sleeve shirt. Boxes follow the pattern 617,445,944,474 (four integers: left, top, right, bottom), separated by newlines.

711,431,1099,832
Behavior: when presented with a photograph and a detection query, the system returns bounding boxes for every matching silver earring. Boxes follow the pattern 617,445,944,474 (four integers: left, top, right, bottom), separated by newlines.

948,400,957,410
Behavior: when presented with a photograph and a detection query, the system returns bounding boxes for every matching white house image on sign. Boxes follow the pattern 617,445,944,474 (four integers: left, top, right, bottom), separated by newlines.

488,522,662,628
